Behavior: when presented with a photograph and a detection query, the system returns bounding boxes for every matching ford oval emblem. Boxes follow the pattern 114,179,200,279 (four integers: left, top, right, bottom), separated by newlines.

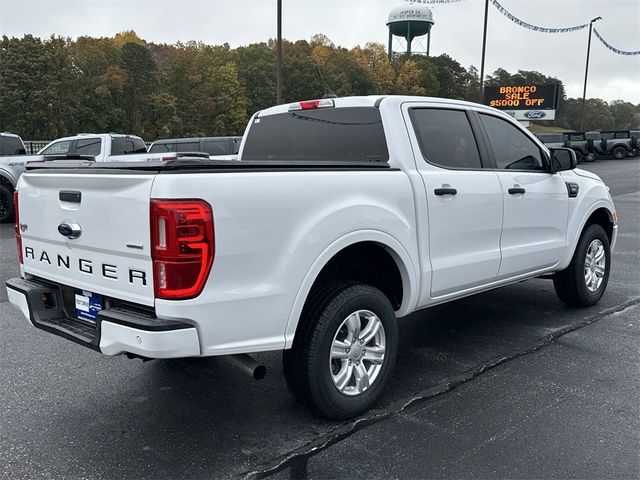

58,221,82,239
525,111,546,119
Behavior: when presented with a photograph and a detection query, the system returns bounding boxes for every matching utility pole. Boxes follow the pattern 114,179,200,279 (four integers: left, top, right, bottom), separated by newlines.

580,16,602,131
479,0,489,103
276,0,283,104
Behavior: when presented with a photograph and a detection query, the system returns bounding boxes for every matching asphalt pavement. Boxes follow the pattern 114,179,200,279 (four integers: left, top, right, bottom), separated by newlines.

0,158,638,480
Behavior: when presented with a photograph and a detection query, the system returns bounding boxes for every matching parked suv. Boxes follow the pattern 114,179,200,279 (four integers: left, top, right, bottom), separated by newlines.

149,136,241,159
598,131,638,159
564,132,596,163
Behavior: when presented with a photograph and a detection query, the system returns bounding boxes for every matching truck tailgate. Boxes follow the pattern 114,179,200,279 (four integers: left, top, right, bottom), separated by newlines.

18,172,156,306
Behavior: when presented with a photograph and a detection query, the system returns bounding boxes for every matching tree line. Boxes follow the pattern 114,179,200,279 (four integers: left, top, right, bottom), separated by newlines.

1,31,638,141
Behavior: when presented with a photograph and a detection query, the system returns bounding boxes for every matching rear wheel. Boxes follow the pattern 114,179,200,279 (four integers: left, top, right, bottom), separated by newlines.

554,224,611,307
283,282,398,420
612,146,627,160
0,183,15,224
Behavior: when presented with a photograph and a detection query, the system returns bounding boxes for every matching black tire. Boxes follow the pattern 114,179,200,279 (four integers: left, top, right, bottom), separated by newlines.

0,183,15,224
283,282,398,420
612,146,627,160
553,224,611,307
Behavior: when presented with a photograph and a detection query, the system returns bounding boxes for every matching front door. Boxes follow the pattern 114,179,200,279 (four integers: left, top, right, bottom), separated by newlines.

477,113,568,278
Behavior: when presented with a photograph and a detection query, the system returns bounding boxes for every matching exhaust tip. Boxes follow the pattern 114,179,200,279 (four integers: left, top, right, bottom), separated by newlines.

253,364,267,381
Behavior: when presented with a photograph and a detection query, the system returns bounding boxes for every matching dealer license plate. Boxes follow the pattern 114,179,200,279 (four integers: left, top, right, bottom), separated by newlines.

74,290,103,323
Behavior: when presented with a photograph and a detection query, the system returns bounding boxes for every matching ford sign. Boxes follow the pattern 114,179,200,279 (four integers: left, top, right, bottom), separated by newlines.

524,111,547,119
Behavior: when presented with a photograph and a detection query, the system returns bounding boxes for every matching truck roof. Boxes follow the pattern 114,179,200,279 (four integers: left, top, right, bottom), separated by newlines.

257,95,515,121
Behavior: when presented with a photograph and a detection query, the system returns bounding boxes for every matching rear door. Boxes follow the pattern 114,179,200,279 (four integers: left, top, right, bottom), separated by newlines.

407,106,503,298
18,171,156,306
476,112,568,278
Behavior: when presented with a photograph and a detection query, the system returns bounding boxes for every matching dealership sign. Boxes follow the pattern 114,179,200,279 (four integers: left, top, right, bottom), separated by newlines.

483,84,559,121
504,110,557,121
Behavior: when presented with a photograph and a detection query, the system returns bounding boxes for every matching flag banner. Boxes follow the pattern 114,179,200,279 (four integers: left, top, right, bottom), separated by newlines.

405,0,469,4
490,0,588,33
593,28,640,56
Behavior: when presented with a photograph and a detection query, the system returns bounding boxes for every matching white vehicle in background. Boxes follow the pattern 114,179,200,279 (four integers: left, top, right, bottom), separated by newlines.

148,136,242,160
6,96,618,420
0,133,183,223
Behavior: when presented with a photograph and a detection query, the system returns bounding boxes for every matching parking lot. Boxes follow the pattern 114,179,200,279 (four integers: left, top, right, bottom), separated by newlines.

1,158,638,479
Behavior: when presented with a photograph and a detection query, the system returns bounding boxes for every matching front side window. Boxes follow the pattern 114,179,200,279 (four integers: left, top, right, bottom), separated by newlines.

480,114,544,171
410,108,482,169
41,140,71,155
75,138,102,156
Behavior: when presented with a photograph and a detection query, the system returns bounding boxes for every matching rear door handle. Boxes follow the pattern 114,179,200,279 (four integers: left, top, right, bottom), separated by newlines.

434,188,457,196
508,187,526,195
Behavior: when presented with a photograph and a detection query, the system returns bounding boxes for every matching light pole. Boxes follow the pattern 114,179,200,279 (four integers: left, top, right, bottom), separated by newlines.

580,16,602,131
479,0,489,102
276,0,283,104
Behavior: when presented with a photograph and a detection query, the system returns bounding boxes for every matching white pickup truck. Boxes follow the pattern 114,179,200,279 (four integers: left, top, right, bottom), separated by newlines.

6,96,618,419
0,133,183,223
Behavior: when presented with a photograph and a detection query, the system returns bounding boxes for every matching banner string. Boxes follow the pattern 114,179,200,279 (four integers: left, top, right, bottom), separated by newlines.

404,0,639,56
593,28,640,56
489,0,588,33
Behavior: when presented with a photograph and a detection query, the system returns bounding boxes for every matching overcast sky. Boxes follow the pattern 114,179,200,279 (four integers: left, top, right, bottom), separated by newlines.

1,0,639,103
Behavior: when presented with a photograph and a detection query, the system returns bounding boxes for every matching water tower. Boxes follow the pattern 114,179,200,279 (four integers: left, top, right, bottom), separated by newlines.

387,4,434,58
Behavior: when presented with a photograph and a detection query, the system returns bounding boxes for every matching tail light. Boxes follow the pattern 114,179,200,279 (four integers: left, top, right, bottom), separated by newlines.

14,190,23,264
150,199,214,300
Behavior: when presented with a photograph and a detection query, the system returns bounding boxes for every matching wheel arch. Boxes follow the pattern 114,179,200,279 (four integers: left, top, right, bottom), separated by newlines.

284,230,419,349
560,203,616,270
0,170,17,188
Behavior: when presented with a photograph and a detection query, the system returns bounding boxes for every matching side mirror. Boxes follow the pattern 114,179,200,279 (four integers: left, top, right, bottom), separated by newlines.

550,147,577,172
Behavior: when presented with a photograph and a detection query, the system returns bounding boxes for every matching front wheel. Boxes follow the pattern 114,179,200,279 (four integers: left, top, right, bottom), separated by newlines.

283,283,398,420
553,224,611,307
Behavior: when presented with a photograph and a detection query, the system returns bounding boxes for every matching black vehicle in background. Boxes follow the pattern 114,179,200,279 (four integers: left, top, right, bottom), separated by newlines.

595,131,638,159
149,136,242,158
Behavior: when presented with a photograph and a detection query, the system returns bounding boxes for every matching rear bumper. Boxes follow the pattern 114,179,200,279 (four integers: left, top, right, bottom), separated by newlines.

5,277,200,358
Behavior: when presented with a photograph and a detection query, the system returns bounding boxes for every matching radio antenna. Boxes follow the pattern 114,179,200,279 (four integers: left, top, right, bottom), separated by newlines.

314,64,338,99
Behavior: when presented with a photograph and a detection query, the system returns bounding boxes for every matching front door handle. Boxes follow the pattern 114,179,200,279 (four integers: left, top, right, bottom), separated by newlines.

508,187,526,195
434,188,457,196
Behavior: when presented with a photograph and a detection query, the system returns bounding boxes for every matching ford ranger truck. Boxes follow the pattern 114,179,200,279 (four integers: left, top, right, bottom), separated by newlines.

6,96,618,420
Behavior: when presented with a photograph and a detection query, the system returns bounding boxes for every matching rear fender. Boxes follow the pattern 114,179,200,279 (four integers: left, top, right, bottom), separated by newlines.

283,230,419,348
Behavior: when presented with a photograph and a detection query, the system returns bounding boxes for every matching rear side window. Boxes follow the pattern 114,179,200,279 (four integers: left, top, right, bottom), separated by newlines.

479,114,544,171
41,140,72,155
410,108,482,169
203,140,229,156
149,142,176,153
74,138,102,156
111,137,147,155
242,107,389,162
568,133,586,141
0,136,26,155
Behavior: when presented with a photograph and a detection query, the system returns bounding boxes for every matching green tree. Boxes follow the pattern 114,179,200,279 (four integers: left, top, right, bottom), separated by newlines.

608,100,639,130
118,42,156,134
